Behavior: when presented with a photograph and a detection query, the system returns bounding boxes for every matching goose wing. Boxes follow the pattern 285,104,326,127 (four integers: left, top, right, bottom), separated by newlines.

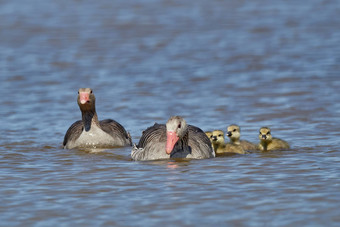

63,120,83,148
188,125,215,158
100,119,132,146
132,123,168,160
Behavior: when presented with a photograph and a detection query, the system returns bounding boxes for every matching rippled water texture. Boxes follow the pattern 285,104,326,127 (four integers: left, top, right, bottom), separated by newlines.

1,0,340,226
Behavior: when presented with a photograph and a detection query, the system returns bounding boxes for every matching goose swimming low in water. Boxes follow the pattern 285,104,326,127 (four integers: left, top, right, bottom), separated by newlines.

210,130,246,155
131,116,215,161
63,88,132,149
226,124,257,151
258,127,289,151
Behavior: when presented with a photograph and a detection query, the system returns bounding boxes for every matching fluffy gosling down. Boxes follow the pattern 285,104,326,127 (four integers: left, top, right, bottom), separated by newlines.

226,124,257,151
211,130,246,155
258,127,290,151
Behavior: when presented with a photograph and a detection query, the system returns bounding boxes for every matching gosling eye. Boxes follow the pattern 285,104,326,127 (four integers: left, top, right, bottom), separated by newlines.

259,132,261,135
178,123,181,129
218,134,222,137
267,132,271,135
90,90,93,94
78,91,79,94
233,129,237,132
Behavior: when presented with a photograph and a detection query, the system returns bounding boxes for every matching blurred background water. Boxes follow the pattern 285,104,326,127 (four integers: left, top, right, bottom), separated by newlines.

1,0,340,226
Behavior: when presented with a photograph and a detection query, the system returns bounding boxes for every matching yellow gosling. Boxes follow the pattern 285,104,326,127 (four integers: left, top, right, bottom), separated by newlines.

205,131,214,150
258,127,290,151
226,124,257,151
211,130,246,155
205,131,213,143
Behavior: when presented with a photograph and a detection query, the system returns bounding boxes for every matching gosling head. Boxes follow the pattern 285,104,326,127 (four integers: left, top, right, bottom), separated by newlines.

226,124,241,142
165,116,188,154
211,130,225,146
77,88,96,112
259,127,272,142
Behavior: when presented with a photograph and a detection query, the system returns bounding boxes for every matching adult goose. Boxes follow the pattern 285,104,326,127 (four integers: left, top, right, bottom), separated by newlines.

131,116,215,161
63,88,132,149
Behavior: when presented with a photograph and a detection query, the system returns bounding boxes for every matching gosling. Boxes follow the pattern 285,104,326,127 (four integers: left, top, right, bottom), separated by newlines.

205,131,214,149
258,127,290,151
211,130,246,155
205,131,213,142
226,124,257,151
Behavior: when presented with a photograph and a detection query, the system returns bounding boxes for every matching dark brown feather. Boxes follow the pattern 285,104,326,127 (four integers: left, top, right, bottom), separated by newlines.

63,120,83,146
137,123,166,148
100,119,132,145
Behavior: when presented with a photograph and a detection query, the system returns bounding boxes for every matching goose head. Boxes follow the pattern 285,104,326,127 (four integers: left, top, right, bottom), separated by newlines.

227,124,241,142
259,127,272,142
77,88,96,112
211,130,225,146
165,116,188,154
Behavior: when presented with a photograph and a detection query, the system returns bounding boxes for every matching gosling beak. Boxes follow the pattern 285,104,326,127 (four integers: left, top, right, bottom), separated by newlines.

261,135,267,139
212,136,217,141
227,131,232,137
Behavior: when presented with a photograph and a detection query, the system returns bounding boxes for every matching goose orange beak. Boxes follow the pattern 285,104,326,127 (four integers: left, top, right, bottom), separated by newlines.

79,92,90,104
166,131,179,154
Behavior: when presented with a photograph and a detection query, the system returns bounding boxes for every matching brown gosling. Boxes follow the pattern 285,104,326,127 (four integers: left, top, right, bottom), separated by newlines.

211,130,246,155
226,124,257,151
258,127,290,151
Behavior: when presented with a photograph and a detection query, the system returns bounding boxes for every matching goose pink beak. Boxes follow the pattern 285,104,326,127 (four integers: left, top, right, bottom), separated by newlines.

79,92,90,104
166,131,179,154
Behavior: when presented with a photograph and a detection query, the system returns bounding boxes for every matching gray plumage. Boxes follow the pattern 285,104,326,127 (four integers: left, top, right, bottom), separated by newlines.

131,116,215,161
63,88,132,149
